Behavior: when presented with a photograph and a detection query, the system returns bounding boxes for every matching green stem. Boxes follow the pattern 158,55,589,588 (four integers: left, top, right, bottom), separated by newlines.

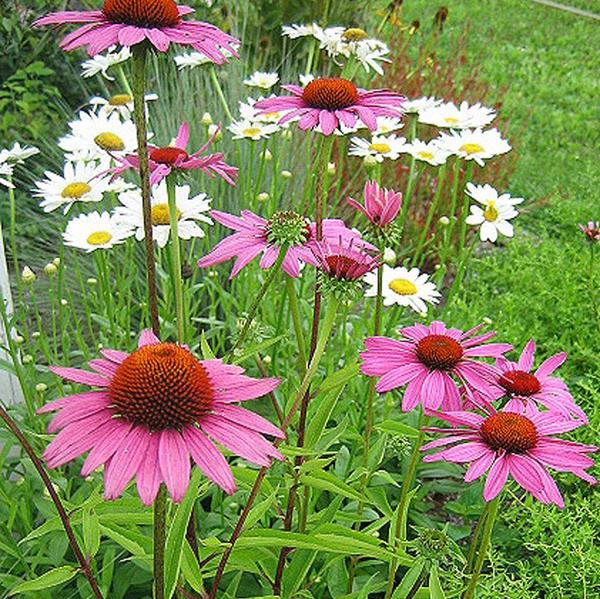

385,412,427,599
7,175,22,299
132,43,160,336
456,161,475,263
397,116,419,233
153,485,167,599
116,64,133,96
209,67,233,121
462,496,500,599
286,276,307,374
465,502,490,573
226,247,287,362
166,176,185,344
589,244,600,334
439,157,462,270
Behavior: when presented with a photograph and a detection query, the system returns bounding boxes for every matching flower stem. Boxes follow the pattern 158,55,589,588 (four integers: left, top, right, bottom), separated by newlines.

397,116,418,232
166,176,185,344
153,484,167,599
132,43,160,336
286,276,307,374
226,247,287,362
439,157,462,273
385,411,426,599
462,496,500,599
209,67,233,121
465,501,490,573
0,403,103,599
589,243,600,334
7,175,22,299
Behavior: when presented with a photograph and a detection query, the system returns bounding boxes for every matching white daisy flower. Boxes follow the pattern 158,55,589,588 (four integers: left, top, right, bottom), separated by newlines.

0,142,40,165
464,182,523,243
228,119,279,141
174,48,237,70
63,211,132,252
352,38,392,75
281,23,323,39
374,117,404,135
434,128,511,166
88,93,157,119
404,139,451,166
81,46,131,80
402,96,443,115
59,111,139,162
299,74,315,87
364,265,441,312
34,161,112,214
349,134,408,162
238,97,289,125
419,101,496,129
0,162,15,189
114,181,213,248
243,71,279,90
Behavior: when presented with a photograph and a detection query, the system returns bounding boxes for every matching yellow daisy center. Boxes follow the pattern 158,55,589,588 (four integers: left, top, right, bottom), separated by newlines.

94,132,125,151
459,143,484,155
109,94,133,106
343,27,368,41
262,112,281,120
87,231,112,246
61,182,91,199
483,201,499,222
444,117,459,125
369,143,391,154
242,127,262,137
389,278,418,295
417,151,434,160
151,203,181,226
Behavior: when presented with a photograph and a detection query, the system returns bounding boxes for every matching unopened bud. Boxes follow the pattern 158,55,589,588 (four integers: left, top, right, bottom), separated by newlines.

281,129,293,140
44,263,57,276
207,124,221,140
21,266,36,284
53,258,61,267
383,247,396,265
261,149,273,161
281,170,292,179
87,277,98,285
32,332,41,339
257,192,270,202
363,155,378,169
208,270,218,278
22,354,33,364
438,216,450,226
327,162,336,175
262,355,272,365
35,383,48,393
201,112,213,126
482,316,493,325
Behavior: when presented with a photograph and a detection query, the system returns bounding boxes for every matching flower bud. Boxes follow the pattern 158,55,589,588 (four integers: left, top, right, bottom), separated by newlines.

21,266,36,284
260,149,273,161
257,192,270,202
53,258,61,267
22,354,33,364
87,277,98,285
438,216,450,226
61,299,68,306
14,335,24,345
262,355,272,365
383,247,396,265
207,124,222,140
482,316,493,325
281,170,292,179
363,155,378,169
327,162,336,175
201,112,213,126
32,331,41,339
281,129,293,140
35,383,48,393
44,263,58,276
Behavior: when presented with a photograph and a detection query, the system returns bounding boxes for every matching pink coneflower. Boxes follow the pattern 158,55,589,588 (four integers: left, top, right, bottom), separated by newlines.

348,180,402,227
421,406,597,507
496,340,587,423
198,209,374,278
254,78,405,135
110,122,237,186
34,0,239,61
360,321,512,412
39,330,284,505
579,221,600,242
312,240,380,282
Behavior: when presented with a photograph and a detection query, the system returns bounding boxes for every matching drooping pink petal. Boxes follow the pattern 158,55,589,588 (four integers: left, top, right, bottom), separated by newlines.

517,340,536,371
136,433,163,506
81,419,133,477
49,366,110,388
483,455,509,501
464,450,496,482
158,429,191,503
211,405,284,439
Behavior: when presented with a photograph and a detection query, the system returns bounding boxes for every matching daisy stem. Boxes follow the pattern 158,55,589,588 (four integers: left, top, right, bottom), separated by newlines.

397,116,418,233
116,64,133,97
465,501,491,573
132,43,161,336
7,175,22,299
439,157,462,273
225,246,287,362
166,176,185,344
153,484,168,599
456,161,474,262
0,403,104,599
385,411,427,599
209,67,233,121
462,496,500,599
286,277,307,374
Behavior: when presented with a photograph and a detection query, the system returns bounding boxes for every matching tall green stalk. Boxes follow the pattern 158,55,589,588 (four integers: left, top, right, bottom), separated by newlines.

153,485,167,599
166,176,185,344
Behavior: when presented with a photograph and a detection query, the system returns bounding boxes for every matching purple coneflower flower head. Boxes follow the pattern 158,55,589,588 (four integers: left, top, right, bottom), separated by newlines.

421,406,597,508
109,122,237,186
360,321,513,412
197,209,374,278
34,0,240,61
348,180,402,227
253,77,405,135
578,221,600,242
496,340,587,423
39,329,284,505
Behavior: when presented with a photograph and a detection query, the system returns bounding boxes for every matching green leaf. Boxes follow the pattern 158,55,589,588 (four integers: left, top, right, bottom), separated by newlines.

164,469,201,599
199,332,216,359
82,509,100,557
375,420,420,438
243,489,278,530
391,558,426,599
305,386,347,449
233,335,285,364
428,564,446,599
100,523,151,557
180,541,204,594
300,470,371,504
317,362,360,393
9,566,77,595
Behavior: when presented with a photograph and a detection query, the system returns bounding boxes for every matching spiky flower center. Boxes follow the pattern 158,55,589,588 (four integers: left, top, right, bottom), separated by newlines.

389,278,417,296
102,0,181,27
369,143,391,154
302,78,359,111
480,412,537,453
94,132,125,152
343,27,368,41
483,201,499,222
150,146,189,165
499,370,541,396
415,334,463,370
459,142,484,155
108,343,212,431
151,203,181,225
87,231,112,246
266,211,310,246
324,255,359,280
109,94,133,106
62,182,91,199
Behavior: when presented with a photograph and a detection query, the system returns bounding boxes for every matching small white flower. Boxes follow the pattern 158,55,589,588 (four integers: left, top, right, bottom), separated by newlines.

383,247,397,265
114,181,213,248
174,48,238,70
281,23,323,39
402,96,442,114
0,162,14,189
364,265,441,312
81,46,131,80
349,134,408,162
374,117,404,135
243,71,279,90
419,101,496,129
34,161,112,214
464,182,523,242
434,128,511,166
239,96,289,125
228,119,279,140
0,142,40,165
88,93,157,119
201,112,213,125
404,139,451,166
299,74,315,87
207,124,222,139
59,111,139,162
352,39,391,75
63,211,133,252
21,266,36,284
